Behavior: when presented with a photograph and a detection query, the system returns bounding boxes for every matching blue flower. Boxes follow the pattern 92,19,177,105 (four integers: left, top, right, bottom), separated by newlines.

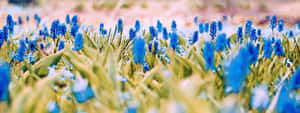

257,28,261,37
263,39,273,58
16,39,26,62
215,33,227,51
223,47,250,93
162,27,168,40
3,25,9,41
132,38,145,64
276,85,298,113
18,16,22,25
223,15,228,21
194,16,198,24
156,20,162,32
170,32,178,50
171,20,177,31
191,31,198,45
6,14,14,34
25,52,36,64
198,23,204,34
143,62,150,72
73,33,84,51
250,29,257,41
210,21,217,39
298,20,300,30
29,40,37,52
70,24,79,37
270,15,277,30
204,22,209,33
278,18,284,32
34,13,41,26
265,15,270,20
135,20,141,32
250,84,270,110
125,101,138,113
288,30,294,38
47,100,60,113
289,67,300,90
0,61,10,101
245,19,252,37
26,15,29,22
247,42,259,64
66,14,70,24
117,18,123,33
129,28,136,41
60,23,67,36
58,40,65,51
203,41,216,71
71,15,78,25
72,79,94,103
237,26,243,43
50,19,60,39
40,43,44,50
99,22,104,33
217,20,223,31
149,26,157,40
274,39,285,56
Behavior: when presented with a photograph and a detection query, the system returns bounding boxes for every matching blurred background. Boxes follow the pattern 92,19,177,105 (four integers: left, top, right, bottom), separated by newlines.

0,0,300,26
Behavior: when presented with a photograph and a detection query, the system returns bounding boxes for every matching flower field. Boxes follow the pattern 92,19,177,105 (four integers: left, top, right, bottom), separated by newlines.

0,12,299,113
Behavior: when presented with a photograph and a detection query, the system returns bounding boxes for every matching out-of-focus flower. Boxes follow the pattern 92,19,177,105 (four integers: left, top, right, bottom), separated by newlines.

132,38,145,64
250,84,270,110
274,39,285,56
245,19,252,37
47,100,60,113
263,39,273,59
198,23,204,34
278,18,284,32
203,41,216,71
270,15,277,31
156,20,162,32
0,61,10,101
73,33,84,51
215,33,227,51
209,21,217,39
72,79,95,103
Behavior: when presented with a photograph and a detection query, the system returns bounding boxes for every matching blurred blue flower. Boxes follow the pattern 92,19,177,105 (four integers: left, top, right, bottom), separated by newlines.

247,42,259,64
6,14,14,34
215,33,227,51
66,14,70,24
26,15,29,22
217,20,223,31
58,40,65,51
209,21,217,39
250,84,270,110
171,20,177,31
156,20,162,32
72,79,94,103
245,19,252,37
135,20,141,32
250,29,257,41
170,32,178,50
47,100,60,113
289,67,300,90
274,39,285,56
125,101,138,113
132,38,145,64
194,16,198,24
223,15,228,21
276,85,298,113
16,39,26,62
278,18,284,32
257,28,261,37
117,18,123,33
18,16,22,25
0,61,10,101
143,62,150,72
73,33,84,51
71,15,78,25
29,40,37,52
237,26,243,43
298,20,300,30
71,24,79,37
3,25,9,41
34,13,41,26
263,39,273,59
198,23,204,34
129,28,136,41
203,41,216,71
223,47,250,93
204,22,209,33
25,52,36,64
288,30,294,38
149,26,157,40
270,15,277,30
191,31,198,45
162,27,168,40
50,19,60,39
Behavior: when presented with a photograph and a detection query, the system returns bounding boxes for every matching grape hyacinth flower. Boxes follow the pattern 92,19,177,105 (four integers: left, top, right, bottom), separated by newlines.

274,39,285,56
58,40,64,51
73,33,84,51
117,18,123,33
149,26,157,40
245,19,252,37
34,13,41,26
209,21,217,39
250,84,270,110
223,15,228,21
72,79,95,103
276,85,298,113
263,39,273,59
129,28,136,41
16,39,26,62
278,18,284,32
18,16,22,25
0,61,10,101
156,20,162,32
66,14,70,24
47,100,60,113
217,20,223,31
132,38,145,64
204,22,209,33
50,19,60,39
250,29,257,41
125,101,138,113
247,42,259,64
143,62,150,72
289,67,300,90
26,15,29,22
198,23,204,34
270,15,277,31
25,52,36,64
3,25,9,41
237,26,243,43
194,16,198,24
135,20,141,32
288,30,294,38
29,40,37,52
170,31,178,50
223,47,250,93
215,33,227,51
71,15,78,25
99,23,104,33
6,14,14,34
203,41,216,71
298,20,300,30
191,31,198,45
171,20,177,31
71,24,79,37
162,27,168,40
257,28,261,37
